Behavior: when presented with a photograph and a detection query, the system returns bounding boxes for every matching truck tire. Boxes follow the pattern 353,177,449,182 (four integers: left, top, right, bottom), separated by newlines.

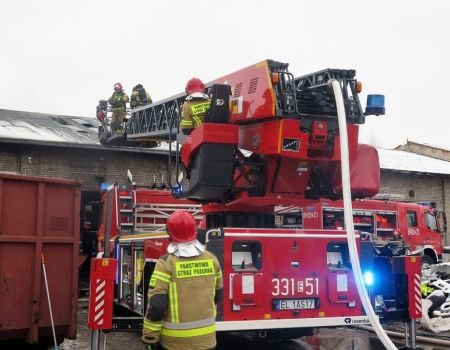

421,255,435,270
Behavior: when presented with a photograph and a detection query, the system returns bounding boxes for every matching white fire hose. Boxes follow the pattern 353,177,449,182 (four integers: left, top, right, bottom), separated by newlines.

332,79,398,350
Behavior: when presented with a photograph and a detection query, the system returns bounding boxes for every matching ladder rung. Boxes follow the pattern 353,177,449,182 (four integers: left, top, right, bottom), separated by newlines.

135,213,167,218
135,228,165,232
136,225,166,231
135,204,201,209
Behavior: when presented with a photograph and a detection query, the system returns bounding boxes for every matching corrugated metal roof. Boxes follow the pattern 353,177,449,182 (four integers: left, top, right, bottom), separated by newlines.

406,139,450,152
0,109,169,154
0,109,100,144
378,148,450,175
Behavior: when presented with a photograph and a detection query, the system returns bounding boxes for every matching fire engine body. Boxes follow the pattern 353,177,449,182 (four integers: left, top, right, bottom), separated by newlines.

97,60,421,335
97,185,201,252
97,185,201,321
300,198,447,267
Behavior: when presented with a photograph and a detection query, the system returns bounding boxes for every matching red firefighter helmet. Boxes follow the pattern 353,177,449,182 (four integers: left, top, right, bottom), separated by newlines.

114,82,123,91
166,210,197,243
185,78,205,94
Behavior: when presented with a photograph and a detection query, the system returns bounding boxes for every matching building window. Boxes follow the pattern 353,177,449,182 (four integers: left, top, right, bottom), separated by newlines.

408,190,415,198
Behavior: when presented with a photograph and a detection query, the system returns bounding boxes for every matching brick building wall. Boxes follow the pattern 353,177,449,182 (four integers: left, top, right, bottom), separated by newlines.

380,170,450,244
0,143,168,190
1,142,449,244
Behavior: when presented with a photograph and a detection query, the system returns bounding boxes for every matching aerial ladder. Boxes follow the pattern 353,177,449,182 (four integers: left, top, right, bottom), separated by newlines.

96,60,421,349
98,60,381,203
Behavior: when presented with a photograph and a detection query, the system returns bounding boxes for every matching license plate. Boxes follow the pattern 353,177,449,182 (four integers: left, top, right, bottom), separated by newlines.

273,298,316,310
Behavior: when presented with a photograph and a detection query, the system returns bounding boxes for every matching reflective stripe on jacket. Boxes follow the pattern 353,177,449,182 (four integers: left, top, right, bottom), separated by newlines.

180,98,211,133
108,91,129,108
144,250,223,350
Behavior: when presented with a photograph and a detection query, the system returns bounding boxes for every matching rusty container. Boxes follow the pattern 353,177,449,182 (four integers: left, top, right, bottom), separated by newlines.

0,173,80,344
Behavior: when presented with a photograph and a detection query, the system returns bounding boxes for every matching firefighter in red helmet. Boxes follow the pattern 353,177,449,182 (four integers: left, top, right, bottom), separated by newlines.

108,82,129,133
180,78,211,135
142,210,223,350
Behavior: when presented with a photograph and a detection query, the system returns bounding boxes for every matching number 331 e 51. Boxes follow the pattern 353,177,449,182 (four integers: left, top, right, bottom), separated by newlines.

272,277,319,296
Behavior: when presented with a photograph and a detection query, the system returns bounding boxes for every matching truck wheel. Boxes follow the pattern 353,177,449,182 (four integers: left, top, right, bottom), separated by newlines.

421,255,435,271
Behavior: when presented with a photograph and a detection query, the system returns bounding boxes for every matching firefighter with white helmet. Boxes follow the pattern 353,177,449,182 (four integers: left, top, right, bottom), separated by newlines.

142,210,223,350
108,82,129,133
180,78,211,135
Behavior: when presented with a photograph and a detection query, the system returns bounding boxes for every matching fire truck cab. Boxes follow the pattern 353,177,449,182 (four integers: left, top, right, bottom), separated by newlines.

300,199,448,268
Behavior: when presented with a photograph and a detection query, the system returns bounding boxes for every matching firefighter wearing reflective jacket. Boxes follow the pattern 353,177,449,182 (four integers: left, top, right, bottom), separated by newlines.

131,84,153,108
108,82,129,133
180,78,211,135
142,210,223,350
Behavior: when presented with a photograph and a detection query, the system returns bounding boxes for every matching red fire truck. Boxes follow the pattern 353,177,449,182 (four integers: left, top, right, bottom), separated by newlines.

96,60,422,340
95,183,201,321
300,199,448,269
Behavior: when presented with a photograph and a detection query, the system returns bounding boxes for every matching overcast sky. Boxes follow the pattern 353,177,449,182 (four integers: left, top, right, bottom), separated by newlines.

1,0,449,149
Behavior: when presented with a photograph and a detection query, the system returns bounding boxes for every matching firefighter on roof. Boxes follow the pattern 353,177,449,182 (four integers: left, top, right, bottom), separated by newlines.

180,78,211,135
142,210,223,350
131,84,153,108
108,82,129,133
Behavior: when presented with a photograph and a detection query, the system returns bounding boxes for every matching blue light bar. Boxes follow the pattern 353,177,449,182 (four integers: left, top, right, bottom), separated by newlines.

365,94,385,116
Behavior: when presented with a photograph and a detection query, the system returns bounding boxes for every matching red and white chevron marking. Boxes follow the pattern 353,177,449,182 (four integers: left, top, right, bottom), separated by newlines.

94,279,106,325
414,273,422,317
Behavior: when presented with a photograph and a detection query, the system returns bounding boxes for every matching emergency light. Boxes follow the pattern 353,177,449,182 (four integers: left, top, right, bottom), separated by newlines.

363,270,374,286
100,182,111,191
171,184,183,195
365,94,385,116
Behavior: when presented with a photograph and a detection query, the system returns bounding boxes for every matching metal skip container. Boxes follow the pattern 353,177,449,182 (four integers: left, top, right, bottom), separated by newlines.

0,173,80,344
